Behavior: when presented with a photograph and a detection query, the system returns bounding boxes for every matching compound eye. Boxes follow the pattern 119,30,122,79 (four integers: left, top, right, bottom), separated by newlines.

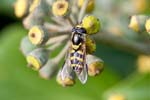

72,27,76,33
77,28,86,34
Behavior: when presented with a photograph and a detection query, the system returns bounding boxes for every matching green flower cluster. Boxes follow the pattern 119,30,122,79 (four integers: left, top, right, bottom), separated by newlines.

15,0,104,87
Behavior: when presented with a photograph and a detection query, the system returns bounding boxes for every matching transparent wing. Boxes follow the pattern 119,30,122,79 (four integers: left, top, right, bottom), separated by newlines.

77,64,88,84
76,43,88,84
61,47,72,80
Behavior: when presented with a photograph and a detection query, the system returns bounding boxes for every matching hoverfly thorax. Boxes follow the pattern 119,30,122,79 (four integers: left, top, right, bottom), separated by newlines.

71,26,87,50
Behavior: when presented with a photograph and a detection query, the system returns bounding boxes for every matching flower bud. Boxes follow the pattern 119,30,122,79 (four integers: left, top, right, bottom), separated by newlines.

128,15,148,33
14,0,30,18
81,15,100,34
30,0,49,13
20,36,36,56
78,0,95,13
86,54,104,76
86,36,96,54
145,18,150,34
29,0,40,13
132,0,149,13
23,12,43,29
26,48,49,70
56,70,75,87
23,0,49,29
137,55,150,73
28,25,49,45
52,0,69,17
39,60,58,79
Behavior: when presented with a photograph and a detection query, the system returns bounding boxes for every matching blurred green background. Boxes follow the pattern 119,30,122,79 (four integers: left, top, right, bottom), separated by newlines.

0,0,149,100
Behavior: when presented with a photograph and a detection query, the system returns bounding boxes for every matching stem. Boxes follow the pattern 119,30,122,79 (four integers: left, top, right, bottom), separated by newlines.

94,31,150,55
47,42,62,51
53,41,70,63
71,0,79,22
78,0,89,23
70,14,77,25
39,41,70,79
46,35,69,54
44,22,71,33
45,0,53,6
51,17,67,26
67,16,75,27
46,34,69,45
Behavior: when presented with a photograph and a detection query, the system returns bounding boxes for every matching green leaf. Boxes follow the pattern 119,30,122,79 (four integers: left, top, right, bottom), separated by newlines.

103,72,150,100
0,0,15,16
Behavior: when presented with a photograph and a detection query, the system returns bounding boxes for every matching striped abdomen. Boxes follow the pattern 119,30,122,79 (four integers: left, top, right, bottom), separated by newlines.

70,50,84,74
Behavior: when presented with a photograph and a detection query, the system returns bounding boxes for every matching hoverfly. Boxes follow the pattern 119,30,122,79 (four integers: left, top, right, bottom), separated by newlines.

61,25,88,84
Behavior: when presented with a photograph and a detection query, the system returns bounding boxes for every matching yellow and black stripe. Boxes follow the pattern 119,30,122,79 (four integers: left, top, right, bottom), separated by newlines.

70,50,84,69
72,43,82,50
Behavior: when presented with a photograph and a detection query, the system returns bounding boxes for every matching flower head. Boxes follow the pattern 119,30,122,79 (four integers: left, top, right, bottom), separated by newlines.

52,0,69,17
86,54,104,76
28,26,49,45
145,18,150,34
137,55,150,73
20,36,36,56
86,36,96,54
26,48,49,70
129,15,140,32
78,0,95,13
81,15,101,34
14,0,29,18
56,70,75,87
129,15,148,33
29,0,40,12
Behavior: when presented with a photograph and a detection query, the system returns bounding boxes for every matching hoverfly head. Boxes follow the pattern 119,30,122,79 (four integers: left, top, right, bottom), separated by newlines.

72,25,87,35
